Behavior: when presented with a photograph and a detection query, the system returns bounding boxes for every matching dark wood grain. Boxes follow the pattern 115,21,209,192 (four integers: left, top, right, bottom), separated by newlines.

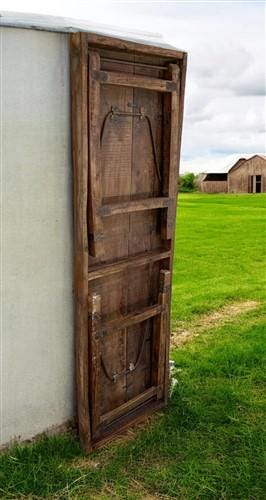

100,386,158,425
152,270,171,400
98,197,172,216
94,70,177,92
88,248,171,281
70,32,92,452
85,32,185,60
89,293,102,435
99,304,164,335
71,32,187,451
87,50,104,258
163,54,187,404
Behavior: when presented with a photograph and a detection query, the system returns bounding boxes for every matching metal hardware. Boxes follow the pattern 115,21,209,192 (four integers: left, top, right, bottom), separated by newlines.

100,318,150,383
100,106,162,183
109,105,145,120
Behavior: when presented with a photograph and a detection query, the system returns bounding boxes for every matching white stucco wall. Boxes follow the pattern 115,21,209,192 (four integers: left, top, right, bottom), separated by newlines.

0,27,74,445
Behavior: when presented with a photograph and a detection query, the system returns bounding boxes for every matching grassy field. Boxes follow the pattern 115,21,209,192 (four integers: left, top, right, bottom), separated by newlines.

1,194,265,499
172,193,266,325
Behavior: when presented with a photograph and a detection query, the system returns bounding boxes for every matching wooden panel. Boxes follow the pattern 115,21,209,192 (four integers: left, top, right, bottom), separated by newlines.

85,32,185,59
152,270,171,400
161,63,180,240
94,69,177,92
100,84,133,203
100,386,158,425
71,32,187,451
88,248,171,281
87,50,104,258
125,64,166,400
89,293,102,436
70,32,92,452
91,58,135,422
99,304,164,336
98,197,172,216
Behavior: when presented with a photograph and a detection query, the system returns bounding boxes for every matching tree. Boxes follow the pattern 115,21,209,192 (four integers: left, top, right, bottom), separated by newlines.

179,172,195,192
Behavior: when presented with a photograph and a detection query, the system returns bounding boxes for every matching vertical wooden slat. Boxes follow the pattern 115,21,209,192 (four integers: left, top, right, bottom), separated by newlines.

164,54,187,403
70,32,92,452
89,293,102,436
152,269,171,399
88,50,104,258
161,63,181,240
99,59,134,411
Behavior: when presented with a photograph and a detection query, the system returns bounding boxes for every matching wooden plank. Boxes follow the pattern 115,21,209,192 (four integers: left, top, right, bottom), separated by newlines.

98,304,164,336
87,50,104,257
96,59,134,417
89,293,102,435
98,197,173,216
100,386,158,425
86,32,186,60
94,69,177,92
70,32,92,452
94,267,128,416
101,57,168,71
93,399,166,449
176,55,187,200
161,63,180,240
163,55,187,403
126,68,164,401
168,65,181,197
152,270,171,400
88,249,171,281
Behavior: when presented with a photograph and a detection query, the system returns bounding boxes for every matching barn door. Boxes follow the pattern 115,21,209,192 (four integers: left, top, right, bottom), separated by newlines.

71,33,187,450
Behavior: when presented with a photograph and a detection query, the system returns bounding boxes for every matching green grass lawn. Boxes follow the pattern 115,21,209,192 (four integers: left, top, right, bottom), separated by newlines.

1,194,265,499
172,193,266,325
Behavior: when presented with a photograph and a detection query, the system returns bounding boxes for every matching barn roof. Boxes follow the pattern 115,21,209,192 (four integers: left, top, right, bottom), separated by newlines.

0,11,181,51
228,154,266,173
202,153,266,175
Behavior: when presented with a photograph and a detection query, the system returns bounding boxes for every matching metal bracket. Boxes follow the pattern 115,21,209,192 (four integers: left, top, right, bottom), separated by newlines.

100,105,161,184
109,105,145,120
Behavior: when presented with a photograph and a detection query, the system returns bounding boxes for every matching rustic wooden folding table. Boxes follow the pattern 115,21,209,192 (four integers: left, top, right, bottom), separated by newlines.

70,32,187,451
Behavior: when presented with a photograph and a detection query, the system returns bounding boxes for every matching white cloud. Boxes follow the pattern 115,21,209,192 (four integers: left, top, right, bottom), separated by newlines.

1,0,265,172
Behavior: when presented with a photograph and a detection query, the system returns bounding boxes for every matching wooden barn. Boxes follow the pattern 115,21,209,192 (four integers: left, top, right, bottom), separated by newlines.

200,173,228,193
200,154,266,193
228,155,266,193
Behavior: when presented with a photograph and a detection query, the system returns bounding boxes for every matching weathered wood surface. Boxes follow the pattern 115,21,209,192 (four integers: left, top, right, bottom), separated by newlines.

89,293,102,437
98,303,164,336
86,32,185,59
98,197,172,216
100,386,158,425
71,32,187,450
88,248,171,281
228,155,266,193
70,32,92,452
152,270,171,400
94,70,177,92
87,50,104,258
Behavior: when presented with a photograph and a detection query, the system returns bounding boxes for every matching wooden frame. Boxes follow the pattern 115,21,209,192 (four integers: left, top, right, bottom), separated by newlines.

70,32,187,451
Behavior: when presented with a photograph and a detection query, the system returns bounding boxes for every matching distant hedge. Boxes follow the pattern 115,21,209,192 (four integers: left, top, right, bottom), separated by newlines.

179,172,196,192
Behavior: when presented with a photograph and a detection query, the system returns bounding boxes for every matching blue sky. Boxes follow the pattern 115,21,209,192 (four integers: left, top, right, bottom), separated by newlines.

2,1,265,172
